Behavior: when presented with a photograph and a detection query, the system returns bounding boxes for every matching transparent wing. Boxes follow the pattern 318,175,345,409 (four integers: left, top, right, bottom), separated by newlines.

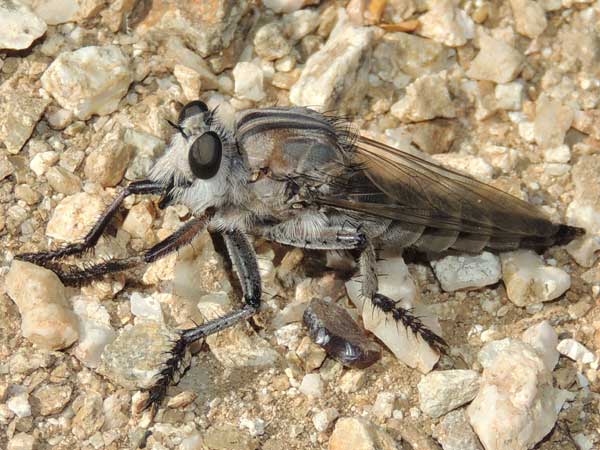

318,135,560,238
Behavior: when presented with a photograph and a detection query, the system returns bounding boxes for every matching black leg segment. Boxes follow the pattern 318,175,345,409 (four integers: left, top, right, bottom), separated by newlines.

46,209,215,286
146,229,262,409
17,180,165,265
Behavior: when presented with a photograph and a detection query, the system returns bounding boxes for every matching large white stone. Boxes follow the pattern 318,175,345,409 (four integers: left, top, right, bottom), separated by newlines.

329,417,399,450
19,0,80,25
290,16,374,114
0,0,47,50
46,193,107,242
418,0,474,47
72,296,116,368
391,72,456,122
431,252,501,292
557,339,596,365
418,370,481,418
233,62,265,102
500,250,571,306
468,340,568,450
262,0,319,13
522,321,559,371
509,0,547,39
466,34,524,84
346,253,441,373
5,261,79,350
41,45,132,120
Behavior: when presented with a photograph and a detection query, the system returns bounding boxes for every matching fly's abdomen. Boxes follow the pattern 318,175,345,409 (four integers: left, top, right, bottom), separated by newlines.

378,221,582,254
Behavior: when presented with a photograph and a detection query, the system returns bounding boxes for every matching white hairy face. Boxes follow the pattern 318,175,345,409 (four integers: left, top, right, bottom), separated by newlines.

149,105,250,214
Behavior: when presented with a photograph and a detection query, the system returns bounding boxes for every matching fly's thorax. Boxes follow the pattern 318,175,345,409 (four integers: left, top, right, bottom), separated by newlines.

236,107,352,179
148,105,251,213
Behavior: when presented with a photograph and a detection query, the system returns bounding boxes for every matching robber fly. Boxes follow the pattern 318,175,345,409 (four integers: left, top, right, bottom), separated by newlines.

17,101,584,406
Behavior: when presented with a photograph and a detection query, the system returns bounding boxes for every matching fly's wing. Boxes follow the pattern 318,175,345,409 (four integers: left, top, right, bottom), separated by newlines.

317,135,561,239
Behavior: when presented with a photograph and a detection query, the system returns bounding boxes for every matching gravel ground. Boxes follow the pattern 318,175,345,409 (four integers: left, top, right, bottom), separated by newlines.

1,1,600,449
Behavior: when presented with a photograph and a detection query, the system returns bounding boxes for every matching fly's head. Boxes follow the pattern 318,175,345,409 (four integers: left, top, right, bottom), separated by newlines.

149,101,248,212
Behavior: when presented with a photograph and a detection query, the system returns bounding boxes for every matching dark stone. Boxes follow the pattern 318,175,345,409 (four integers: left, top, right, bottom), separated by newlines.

303,298,381,369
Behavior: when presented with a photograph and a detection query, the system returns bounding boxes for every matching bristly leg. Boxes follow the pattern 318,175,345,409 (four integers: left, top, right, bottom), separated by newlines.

34,211,215,287
370,293,447,353
17,180,165,266
142,230,262,410
359,239,447,353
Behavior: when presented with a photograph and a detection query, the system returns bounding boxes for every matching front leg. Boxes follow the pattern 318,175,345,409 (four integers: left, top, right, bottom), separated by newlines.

146,229,262,407
17,179,165,265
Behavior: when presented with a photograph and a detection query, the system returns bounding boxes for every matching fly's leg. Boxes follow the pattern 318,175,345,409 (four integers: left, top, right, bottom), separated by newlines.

17,180,165,265
43,210,214,286
265,223,446,352
359,240,447,353
146,229,262,408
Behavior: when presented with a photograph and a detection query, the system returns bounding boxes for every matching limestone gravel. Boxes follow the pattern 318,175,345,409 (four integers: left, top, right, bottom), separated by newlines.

1,1,598,449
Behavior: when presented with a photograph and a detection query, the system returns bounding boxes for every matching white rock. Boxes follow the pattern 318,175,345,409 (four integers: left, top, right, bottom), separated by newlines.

418,0,474,47
299,373,324,398
533,95,574,148
522,321,559,371
240,416,266,437
468,340,568,450
0,0,47,50
557,339,596,365
282,9,320,42
84,137,132,187
418,370,480,418
391,73,456,122
20,0,80,25
46,192,106,242
346,253,441,373
466,33,524,84
500,250,571,306
130,292,164,323
233,62,265,102
173,64,202,102
262,0,318,13
197,299,280,368
30,151,59,176
275,322,303,351
72,297,116,368
433,409,483,450
431,252,501,292
509,0,547,39
7,432,36,450
329,417,399,450
290,18,374,114
313,407,339,432
495,82,524,111
432,153,493,181
5,261,79,350
477,338,516,369
7,391,31,418
543,145,571,163
372,392,396,419
41,45,132,120
254,23,291,60
122,200,155,239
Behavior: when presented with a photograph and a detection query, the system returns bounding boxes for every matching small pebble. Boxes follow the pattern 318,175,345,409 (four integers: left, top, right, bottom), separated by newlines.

299,373,324,398
313,407,339,432
417,370,480,418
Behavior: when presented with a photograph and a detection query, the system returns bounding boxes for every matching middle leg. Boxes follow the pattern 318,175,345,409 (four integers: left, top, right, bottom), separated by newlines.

146,228,263,407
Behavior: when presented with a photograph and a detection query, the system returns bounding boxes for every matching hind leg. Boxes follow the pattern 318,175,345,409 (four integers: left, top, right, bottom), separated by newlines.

358,240,446,352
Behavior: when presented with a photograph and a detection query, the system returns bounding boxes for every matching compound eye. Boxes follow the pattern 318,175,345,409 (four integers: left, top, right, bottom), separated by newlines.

178,100,208,124
188,131,222,179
